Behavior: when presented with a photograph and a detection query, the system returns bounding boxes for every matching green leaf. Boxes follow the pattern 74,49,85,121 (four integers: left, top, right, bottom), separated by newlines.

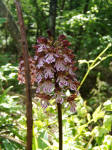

77,124,87,134
2,139,15,150
93,145,109,150
103,135,112,147
32,126,38,150
103,100,112,111
0,72,6,81
0,18,7,24
92,105,105,122
92,126,107,138
103,115,112,132
38,131,48,149
0,86,13,101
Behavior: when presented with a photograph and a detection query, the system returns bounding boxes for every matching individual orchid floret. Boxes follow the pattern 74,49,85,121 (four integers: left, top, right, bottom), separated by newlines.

56,75,68,88
36,71,43,84
37,93,51,108
63,54,71,63
67,93,77,112
44,66,54,79
42,80,54,94
55,92,65,104
36,57,45,69
45,53,55,64
55,60,66,72
69,80,77,91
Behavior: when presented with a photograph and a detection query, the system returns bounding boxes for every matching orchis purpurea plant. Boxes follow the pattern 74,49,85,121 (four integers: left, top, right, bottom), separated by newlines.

18,34,79,150
18,34,79,110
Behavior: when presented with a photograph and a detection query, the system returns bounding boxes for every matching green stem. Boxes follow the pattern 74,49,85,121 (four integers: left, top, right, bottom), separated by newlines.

91,54,112,69
91,43,111,68
78,68,90,91
78,43,111,91
85,135,94,150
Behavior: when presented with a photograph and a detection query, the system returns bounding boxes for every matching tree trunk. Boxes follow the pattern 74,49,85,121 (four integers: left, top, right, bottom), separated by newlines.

0,0,20,51
49,0,57,39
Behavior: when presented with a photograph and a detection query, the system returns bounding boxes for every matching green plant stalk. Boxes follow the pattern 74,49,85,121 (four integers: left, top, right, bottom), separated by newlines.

91,54,112,69
91,43,111,68
85,135,94,150
78,68,90,91
32,125,38,150
78,43,112,90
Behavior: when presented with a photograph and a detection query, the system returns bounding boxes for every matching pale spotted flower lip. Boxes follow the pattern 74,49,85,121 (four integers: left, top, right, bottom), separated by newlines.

44,67,54,79
56,96,64,104
42,81,54,93
69,80,77,91
57,75,68,88
37,44,47,52
55,60,66,72
63,54,71,63
45,53,55,64
36,73,43,84
36,87,41,93
36,57,45,69
67,67,76,76
41,99,50,109
34,55,38,61
41,101,48,109
55,92,65,104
